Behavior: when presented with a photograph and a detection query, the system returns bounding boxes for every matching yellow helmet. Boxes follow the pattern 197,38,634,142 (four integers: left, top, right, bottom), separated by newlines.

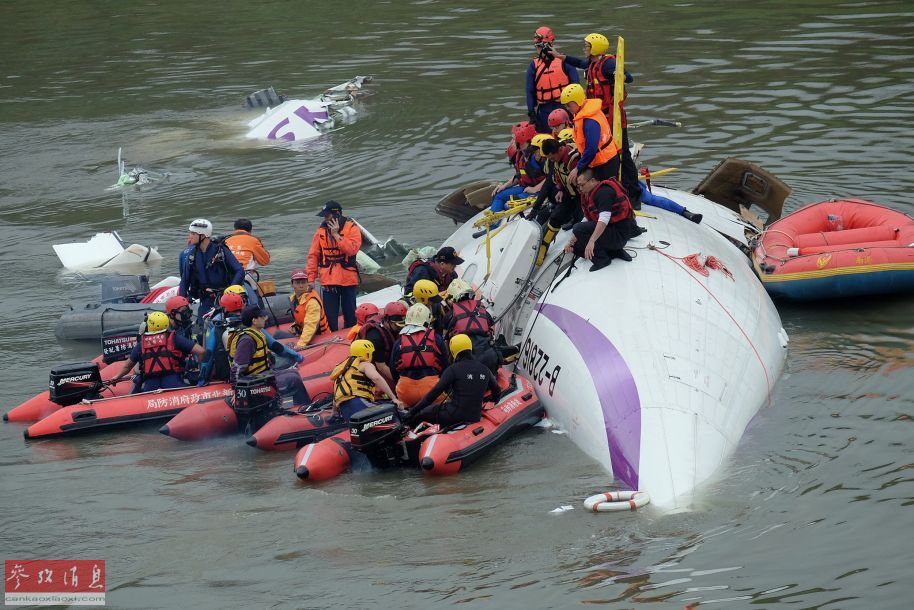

560,83,585,107
412,279,438,305
350,339,375,360
146,311,170,334
558,127,575,144
530,133,555,151
405,303,432,327
584,33,610,57
449,334,473,359
446,278,474,302
224,285,246,295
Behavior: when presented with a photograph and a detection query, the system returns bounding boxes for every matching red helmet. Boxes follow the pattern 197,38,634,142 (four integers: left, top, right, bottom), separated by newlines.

165,295,190,315
383,301,407,320
511,121,537,147
547,107,571,128
219,292,245,313
534,26,555,44
355,303,380,325
290,268,308,282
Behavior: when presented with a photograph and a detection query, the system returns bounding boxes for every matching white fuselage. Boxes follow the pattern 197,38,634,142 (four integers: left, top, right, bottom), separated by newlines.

434,188,788,509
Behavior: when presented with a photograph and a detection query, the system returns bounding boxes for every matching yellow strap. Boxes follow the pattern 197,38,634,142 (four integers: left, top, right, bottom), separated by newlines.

472,197,536,228
612,36,625,153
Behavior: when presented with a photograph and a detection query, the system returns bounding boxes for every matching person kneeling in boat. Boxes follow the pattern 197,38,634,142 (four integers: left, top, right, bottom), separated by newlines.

443,279,500,373
404,334,501,427
567,169,641,272
289,268,330,349
331,339,404,421
390,303,448,408
109,311,206,392
229,305,310,407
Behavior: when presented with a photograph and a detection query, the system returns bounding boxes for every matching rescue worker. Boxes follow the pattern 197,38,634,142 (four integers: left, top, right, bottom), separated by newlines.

289,268,330,349
109,311,205,392
442,279,500,373
165,295,194,340
404,334,502,427
224,218,271,270
526,26,580,133
566,168,641,271
229,305,310,406
490,122,545,219
346,303,381,342
532,135,582,265
389,303,448,408
554,33,641,205
179,218,245,329
306,200,362,331
357,301,406,387
560,84,621,186
409,278,448,335
199,292,302,385
404,246,464,294
330,339,404,421
547,107,573,137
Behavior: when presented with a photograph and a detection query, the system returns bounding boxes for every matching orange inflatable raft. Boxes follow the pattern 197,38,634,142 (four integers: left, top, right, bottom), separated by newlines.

293,371,543,481
753,199,914,300
23,333,348,440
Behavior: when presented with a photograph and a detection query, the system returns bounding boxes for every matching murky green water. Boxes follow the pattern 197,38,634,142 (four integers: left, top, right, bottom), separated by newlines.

1,1,912,607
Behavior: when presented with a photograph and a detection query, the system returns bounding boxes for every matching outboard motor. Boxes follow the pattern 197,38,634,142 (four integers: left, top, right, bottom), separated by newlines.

349,403,407,468
49,362,103,406
233,373,283,435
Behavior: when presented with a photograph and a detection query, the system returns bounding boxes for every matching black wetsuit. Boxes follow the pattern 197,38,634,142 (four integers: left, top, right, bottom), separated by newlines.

406,355,501,426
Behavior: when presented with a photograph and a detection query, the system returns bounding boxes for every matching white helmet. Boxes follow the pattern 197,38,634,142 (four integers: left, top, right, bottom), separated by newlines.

188,218,213,238
404,302,432,327
446,278,474,302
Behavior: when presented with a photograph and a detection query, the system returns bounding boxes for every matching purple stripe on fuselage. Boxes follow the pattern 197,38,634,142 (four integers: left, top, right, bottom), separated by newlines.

538,304,641,490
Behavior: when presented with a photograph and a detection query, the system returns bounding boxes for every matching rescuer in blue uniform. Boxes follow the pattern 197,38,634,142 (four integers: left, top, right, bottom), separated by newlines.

179,218,245,330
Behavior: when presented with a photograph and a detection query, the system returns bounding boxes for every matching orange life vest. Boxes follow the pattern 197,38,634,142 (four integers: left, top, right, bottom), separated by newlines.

573,99,619,168
290,289,330,336
532,57,572,103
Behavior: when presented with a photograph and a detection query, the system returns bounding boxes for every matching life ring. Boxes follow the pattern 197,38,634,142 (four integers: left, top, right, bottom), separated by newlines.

583,490,650,512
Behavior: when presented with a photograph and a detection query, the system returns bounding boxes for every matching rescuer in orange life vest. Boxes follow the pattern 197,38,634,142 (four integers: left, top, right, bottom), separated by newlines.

389,303,449,408
306,200,362,331
526,26,580,134
109,311,205,392
561,83,622,188
566,168,642,271
289,268,331,349
553,33,641,206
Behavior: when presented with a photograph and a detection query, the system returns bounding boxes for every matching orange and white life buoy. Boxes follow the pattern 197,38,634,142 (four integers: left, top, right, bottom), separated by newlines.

583,490,650,512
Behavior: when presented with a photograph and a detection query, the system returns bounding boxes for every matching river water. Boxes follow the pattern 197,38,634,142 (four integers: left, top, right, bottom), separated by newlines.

1,1,912,608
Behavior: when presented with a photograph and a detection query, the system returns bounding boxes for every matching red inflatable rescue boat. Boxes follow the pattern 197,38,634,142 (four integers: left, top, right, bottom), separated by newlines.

23,335,348,440
293,370,542,481
754,199,914,300
160,339,349,442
